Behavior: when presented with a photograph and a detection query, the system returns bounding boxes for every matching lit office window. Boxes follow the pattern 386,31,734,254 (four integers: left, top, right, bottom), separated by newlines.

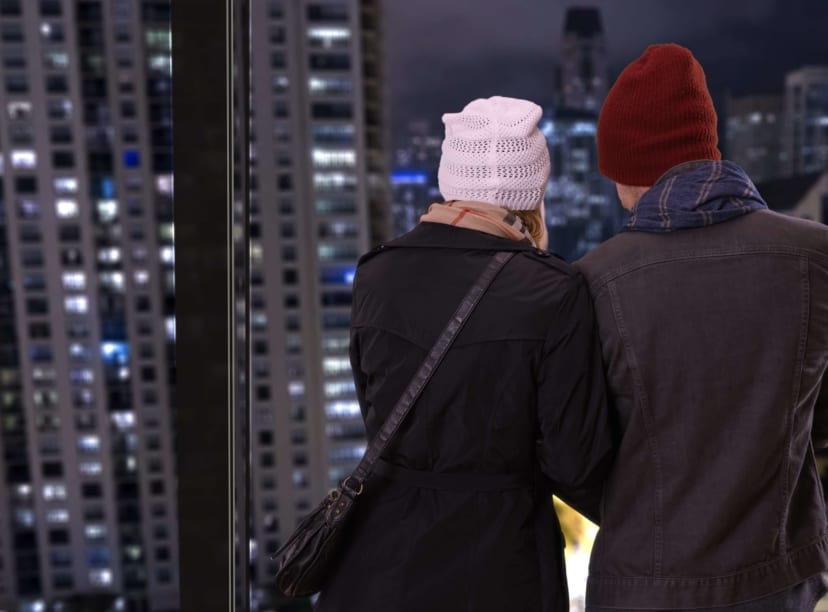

111,412,135,431
7,100,32,119
43,50,68,68
47,509,69,524
323,357,351,375
96,199,118,222
288,381,305,397
165,317,175,341
56,198,78,218
54,177,78,194
313,172,357,191
97,247,121,264
133,270,149,286
148,53,171,73
69,369,94,385
62,272,86,291
11,149,36,168
79,462,102,476
156,174,173,194
78,435,100,453
85,524,107,540
325,401,360,418
307,26,351,48
324,380,355,398
89,569,113,586
312,148,356,167
15,509,35,528
64,296,88,314
43,483,67,500
160,246,174,265
308,77,352,95
100,272,125,291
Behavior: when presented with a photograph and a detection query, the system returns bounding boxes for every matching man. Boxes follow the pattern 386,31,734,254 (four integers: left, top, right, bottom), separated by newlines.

576,43,828,611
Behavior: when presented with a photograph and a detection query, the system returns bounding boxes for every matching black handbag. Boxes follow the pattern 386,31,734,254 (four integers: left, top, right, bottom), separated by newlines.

272,250,516,597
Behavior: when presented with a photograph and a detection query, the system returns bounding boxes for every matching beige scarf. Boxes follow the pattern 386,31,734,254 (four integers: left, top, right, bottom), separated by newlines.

420,200,537,247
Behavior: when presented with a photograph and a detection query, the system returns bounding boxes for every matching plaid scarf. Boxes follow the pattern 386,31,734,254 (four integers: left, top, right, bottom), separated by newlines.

420,201,537,246
623,160,768,233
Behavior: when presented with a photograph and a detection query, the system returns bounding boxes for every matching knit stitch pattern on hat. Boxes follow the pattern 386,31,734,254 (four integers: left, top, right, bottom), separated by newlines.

597,43,721,186
438,96,551,211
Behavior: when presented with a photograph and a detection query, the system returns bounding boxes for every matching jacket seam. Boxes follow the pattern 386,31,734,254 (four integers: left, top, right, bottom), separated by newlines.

779,257,812,552
608,280,664,576
587,248,824,298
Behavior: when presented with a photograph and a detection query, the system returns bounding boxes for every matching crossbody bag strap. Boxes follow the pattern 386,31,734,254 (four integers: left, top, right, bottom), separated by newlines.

340,250,516,496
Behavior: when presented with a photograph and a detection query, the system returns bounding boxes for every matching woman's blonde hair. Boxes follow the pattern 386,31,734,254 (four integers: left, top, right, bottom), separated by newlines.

513,208,548,250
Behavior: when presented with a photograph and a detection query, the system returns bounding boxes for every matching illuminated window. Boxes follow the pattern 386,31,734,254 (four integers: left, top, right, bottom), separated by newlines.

54,177,78,194
56,199,78,218
47,509,69,524
96,199,118,222
272,75,289,93
134,270,149,285
69,369,94,385
165,317,175,341
156,174,173,194
43,484,67,500
100,272,124,292
308,77,352,95
312,148,356,167
325,402,359,419
323,357,351,376
111,412,135,430
7,100,31,119
79,462,102,476
145,28,171,51
43,50,68,69
89,569,112,586
97,247,121,264
288,381,305,397
11,150,36,169
148,54,171,73
78,435,100,453
324,380,355,398
85,524,107,540
313,172,357,191
160,246,174,265
307,26,351,48
64,296,88,314
62,272,86,291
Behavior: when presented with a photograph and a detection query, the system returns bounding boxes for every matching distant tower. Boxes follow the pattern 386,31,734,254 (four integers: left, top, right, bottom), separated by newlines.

560,7,608,112
782,66,828,177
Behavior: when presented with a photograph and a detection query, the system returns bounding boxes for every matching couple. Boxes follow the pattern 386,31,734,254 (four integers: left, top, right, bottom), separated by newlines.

316,44,828,611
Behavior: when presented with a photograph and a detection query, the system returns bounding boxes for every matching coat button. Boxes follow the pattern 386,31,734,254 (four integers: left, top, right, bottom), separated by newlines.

534,248,550,257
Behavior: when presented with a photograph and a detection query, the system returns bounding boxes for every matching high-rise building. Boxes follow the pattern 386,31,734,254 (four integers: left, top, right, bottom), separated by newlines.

540,108,618,261
246,0,390,606
783,66,828,177
725,93,784,183
559,7,608,113
0,1,176,611
391,120,442,237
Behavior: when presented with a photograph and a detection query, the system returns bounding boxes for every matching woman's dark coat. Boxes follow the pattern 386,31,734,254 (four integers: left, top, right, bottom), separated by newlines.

316,222,614,612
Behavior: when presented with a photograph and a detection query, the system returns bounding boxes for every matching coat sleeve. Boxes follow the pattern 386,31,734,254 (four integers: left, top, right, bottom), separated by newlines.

536,273,615,524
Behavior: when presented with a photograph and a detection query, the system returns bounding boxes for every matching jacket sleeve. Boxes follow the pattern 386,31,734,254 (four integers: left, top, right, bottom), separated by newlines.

536,273,615,524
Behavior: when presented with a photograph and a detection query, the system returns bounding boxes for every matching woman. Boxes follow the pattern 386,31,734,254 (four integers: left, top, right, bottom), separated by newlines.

316,96,614,612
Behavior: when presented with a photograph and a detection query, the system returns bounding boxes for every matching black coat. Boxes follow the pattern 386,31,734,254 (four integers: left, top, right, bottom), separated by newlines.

316,222,614,612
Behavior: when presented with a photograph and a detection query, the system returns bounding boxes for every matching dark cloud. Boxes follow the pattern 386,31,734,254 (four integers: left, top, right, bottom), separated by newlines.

384,0,828,142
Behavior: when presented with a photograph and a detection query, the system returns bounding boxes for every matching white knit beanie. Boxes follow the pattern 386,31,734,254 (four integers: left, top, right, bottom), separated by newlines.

438,96,551,211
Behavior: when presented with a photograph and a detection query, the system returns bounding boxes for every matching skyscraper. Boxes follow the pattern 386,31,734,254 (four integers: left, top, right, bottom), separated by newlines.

0,1,176,611
246,0,390,605
783,66,828,177
559,7,608,113
725,93,784,183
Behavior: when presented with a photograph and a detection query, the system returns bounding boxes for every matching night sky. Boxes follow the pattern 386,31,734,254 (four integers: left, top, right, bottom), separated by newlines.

385,0,828,144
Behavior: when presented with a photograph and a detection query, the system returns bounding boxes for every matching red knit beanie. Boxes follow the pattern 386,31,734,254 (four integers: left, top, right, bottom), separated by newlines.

597,43,721,186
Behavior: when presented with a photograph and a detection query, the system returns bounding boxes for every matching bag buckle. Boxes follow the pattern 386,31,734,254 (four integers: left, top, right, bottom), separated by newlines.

340,476,364,497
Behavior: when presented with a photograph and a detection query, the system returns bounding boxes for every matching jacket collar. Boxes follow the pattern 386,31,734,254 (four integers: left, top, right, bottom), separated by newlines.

386,221,537,252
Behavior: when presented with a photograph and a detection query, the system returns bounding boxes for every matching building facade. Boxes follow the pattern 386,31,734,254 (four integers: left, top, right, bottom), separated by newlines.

559,7,608,113
725,93,784,183
540,109,619,261
783,66,828,177
0,1,176,611
246,0,390,608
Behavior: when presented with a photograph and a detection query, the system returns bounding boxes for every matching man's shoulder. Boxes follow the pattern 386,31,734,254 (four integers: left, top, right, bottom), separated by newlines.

754,210,828,257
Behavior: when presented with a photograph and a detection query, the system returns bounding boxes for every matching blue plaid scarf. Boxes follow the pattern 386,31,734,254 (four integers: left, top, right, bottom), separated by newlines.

623,160,768,233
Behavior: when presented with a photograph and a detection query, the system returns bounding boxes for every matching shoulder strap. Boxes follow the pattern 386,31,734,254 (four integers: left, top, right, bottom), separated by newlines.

341,250,516,495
